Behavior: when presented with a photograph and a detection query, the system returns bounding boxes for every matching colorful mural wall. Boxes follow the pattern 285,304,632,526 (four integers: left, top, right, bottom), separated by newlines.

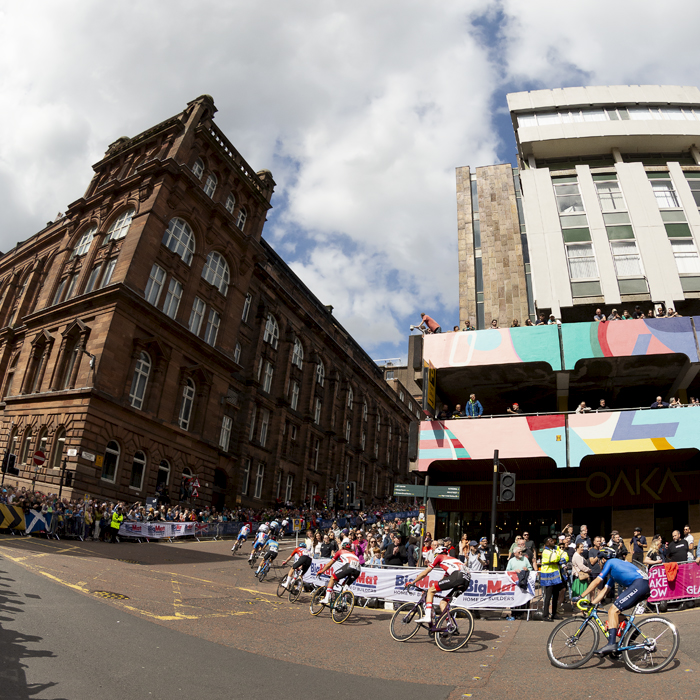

417,406,700,471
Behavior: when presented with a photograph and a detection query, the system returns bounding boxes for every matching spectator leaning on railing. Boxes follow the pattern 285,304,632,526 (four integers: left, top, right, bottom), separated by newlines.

465,394,483,417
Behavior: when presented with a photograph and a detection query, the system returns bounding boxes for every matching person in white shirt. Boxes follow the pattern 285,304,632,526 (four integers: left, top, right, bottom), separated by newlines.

683,525,695,556
467,541,486,572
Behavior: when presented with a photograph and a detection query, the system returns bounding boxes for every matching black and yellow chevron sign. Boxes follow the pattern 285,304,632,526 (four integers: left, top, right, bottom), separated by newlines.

0,505,25,530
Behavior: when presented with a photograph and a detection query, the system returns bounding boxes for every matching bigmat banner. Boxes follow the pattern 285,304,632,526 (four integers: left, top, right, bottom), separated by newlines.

302,559,536,609
649,562,700,602
118,522,196,539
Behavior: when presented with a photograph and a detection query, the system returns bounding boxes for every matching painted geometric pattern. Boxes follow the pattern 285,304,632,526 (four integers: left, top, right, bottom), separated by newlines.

417,407,700,471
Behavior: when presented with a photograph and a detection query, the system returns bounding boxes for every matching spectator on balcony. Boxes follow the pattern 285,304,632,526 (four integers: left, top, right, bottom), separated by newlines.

511,319,520,327
647,310,655,319
525,319,534,326
607,308,621,321
667,308,682,317
689,396,699,406
489,319,500,329
622,310,633,320
506,402,522,415
575,401,592,414
655,305,666,318
669,397,682,408
437,404,450,420
593,308,606,322
535,313,547,326
451,404,465,419
465,394,483,417
547,314,558,325
418,312,441,334
597,399,610,411
463,320,475,331
452,325,460,332
651,396,669,409
632,305,644,319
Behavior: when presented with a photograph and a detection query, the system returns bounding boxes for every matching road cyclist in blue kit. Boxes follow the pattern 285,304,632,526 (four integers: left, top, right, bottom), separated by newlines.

248,527,269,565
255,534,279,581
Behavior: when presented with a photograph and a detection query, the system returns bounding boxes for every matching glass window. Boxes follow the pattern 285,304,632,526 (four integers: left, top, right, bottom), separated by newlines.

685,178,700,208
241,458,251,496
20,428,32,464
106,208,135,242
162,278,183,319
554,182,585,214
99,258,117,288
203,173,217,198
188,297,206,335
236,207,247,231
628,107,651,120
262,361,274,393
290,381,300,410
233,342,241,365
65,274,79,300
596,181,626,212
314,398,322,424
85,264,102,294
581,109,606,122
611,241,643,277
537,112,561,125
285,474,293,502
651,180,680,208
242,293,252,322
51,428,66,469
162,217,196,265
254,463,264,499
73,225,97,257
203,309,220,346
156,459,170,489
361,432,366,450
260,409,270,447
225,193,236,214
313,439,320,469
219,415,232,451
345,420,351,441
671,239,700,273
178,379,195,430
129,351,151,410
202,251,230,295
566,243,599,280
61,338,80,390
291,338,304,369
316,361,324,387
517,114,537,128
144,264,166,306
130,451,146,490
263,314,279,349
52,278,67,306
37,429,48,454
347,386,353,410
192,158,204,180
101,440,120,482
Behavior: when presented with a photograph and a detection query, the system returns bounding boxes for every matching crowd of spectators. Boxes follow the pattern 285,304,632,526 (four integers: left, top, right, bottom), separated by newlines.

594,304,682,322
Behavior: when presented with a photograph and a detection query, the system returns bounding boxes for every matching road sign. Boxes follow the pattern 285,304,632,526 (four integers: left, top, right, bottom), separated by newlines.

429,486,461,500
32,450,46,466
393,484,425,497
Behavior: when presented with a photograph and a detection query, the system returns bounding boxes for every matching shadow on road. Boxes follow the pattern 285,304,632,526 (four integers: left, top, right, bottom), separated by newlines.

0,566,65,699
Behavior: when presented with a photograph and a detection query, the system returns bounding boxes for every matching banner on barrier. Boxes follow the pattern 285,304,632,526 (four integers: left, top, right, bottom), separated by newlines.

25,510,52,533
303,559,535,609
649,561,700,602
118,522,196,539
0,504,25,530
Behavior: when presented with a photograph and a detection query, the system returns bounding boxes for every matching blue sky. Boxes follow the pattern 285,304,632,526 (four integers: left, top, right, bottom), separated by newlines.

2,1,700,364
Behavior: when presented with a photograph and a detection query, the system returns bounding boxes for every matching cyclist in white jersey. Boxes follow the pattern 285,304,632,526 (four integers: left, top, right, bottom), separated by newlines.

317,539,361,604
249,530,268,561
281,541,314,588
257,522,271,535
232,523,252,551
255,535,280,575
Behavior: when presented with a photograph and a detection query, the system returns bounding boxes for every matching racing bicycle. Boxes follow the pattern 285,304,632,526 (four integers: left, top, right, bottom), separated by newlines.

547,600,679,673
277,567,305,602
389,584,475,652
256,557,274,582
310,581,355,624
231,537,246,555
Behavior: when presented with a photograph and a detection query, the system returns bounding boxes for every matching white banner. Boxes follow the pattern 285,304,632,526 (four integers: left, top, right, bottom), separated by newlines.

118,522,196,539
303,559,536,609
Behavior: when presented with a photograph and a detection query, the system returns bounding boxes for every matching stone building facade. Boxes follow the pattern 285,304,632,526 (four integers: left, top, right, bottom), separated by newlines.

0,95,415,509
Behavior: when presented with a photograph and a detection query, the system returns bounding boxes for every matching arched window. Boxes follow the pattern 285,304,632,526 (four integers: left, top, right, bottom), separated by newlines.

130,450,146,490
263,313,279,349
363,401,368,422
37,428,48,455
51,428,66,469
236,207,247,231
106,208,135,242
129,352,151,410
3,353,19,398
347,386,354,410
178,379,195,430
316,361,325,387
72,225,97,258
225,193,236,214
291,338,304,369
162,217,195,265
156,459,170,488
20,427,32,465
192,158,204,180
203,173,217,198
101,440,120,482
61,337,81,390
201,251,230,295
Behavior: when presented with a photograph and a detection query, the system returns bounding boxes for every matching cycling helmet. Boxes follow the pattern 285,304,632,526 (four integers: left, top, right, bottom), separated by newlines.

341,538,352,549
434,545,448,555
598,546,616,560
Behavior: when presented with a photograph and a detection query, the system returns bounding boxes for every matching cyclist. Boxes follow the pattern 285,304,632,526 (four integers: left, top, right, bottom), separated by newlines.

232,522,252,551
255,534,279,575
576,546,650,656
280,540,314,589
404,544,470,623
316,538,361,604
269,519,282,536
248,528,269,562
257,521,271,536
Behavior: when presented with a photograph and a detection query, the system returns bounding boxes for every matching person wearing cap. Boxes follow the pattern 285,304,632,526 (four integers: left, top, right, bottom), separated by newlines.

630,527,647,564
467,541,486,571
506,402,522,415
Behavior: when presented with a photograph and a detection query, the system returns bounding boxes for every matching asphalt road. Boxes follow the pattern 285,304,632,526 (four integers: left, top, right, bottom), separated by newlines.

2,535,700,700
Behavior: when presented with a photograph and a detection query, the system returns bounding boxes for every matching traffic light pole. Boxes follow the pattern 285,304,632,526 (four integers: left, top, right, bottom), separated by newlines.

490,450,498,571
417,474,429,566
58,458,67,500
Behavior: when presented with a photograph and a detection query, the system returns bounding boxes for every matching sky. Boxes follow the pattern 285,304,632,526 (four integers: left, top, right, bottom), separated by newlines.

2,1,700,363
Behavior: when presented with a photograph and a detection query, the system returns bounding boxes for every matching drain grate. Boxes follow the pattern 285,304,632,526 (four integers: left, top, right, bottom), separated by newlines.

93,591,130,600
117,559,146,565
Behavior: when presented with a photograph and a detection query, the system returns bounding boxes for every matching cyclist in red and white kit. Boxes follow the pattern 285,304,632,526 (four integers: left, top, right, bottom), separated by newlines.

405,545,471,622
317,538,361,604
280,541,314,589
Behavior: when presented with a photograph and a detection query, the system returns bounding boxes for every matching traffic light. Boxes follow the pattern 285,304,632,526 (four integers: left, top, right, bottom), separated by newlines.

345,481,356,507
499,472,516,502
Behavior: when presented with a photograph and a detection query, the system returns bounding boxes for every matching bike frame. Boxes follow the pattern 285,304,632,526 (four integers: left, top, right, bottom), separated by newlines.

576,604,650,653
405,585,462,633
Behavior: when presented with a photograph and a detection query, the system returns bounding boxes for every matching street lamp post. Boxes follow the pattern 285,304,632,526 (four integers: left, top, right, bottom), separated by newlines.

58,458,68,500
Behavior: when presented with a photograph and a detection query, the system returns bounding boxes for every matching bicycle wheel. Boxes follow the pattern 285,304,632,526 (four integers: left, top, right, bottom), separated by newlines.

310,587,326,616
434,608,474,652
389,602,424,642
331,591,355,624
276,579,287,598
257,565,268,582
288,576,303,603
547,618,599,669
621,617,679,674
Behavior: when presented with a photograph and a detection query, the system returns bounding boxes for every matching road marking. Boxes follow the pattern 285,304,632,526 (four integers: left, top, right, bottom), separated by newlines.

237,587,279,598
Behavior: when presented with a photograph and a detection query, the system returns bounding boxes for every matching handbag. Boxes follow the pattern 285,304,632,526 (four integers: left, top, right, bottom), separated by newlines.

577,571,590,581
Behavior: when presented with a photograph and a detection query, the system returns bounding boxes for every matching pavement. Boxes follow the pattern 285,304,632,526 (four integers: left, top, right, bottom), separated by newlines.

1,534,700,700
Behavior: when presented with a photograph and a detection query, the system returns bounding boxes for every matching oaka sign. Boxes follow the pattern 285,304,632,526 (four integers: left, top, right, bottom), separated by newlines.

585,467,682,502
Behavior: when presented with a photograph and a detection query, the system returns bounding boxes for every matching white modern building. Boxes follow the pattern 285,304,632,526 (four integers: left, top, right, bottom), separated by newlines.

507,85,700,320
